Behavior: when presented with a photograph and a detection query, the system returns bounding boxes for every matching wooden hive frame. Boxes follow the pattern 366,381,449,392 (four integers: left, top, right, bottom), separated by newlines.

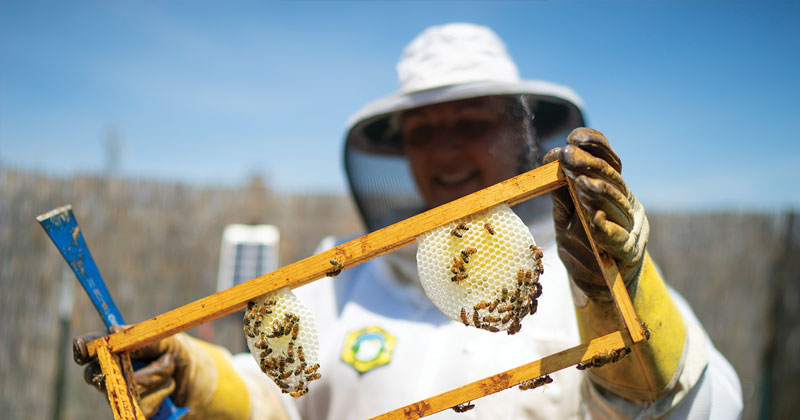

86,160,648,420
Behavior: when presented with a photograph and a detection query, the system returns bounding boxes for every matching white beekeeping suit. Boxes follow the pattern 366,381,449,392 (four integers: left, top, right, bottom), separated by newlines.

229,22,743,419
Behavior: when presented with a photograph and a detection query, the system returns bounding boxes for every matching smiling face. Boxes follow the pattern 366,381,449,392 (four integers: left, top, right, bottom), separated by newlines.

401,96,529,208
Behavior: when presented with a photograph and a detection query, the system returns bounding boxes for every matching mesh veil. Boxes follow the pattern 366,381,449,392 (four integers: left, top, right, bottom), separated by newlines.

344,94,585,232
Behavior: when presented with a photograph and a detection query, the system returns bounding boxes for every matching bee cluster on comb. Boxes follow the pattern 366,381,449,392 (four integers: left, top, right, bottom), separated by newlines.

244,287,321,397
417,204,544,335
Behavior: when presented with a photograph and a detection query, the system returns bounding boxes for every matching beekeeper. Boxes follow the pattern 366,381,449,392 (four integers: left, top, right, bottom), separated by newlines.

74,23,743,419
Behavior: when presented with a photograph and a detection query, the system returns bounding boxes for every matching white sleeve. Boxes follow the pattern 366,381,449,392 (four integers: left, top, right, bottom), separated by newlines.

666,290,743,420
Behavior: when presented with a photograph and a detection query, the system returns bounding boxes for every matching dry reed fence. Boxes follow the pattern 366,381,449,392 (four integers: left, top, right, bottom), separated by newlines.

1,168,797,420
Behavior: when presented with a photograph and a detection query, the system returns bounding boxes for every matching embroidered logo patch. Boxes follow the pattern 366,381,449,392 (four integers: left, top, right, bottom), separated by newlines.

341,326,396,373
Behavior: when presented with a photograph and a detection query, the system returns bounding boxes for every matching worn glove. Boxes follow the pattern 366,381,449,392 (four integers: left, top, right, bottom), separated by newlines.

74,328,251,419
542,128,689,406
542,127,648,299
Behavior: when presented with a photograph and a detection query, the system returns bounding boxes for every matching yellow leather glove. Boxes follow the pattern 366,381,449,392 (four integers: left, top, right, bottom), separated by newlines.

543,128,687,401
74,329,250,420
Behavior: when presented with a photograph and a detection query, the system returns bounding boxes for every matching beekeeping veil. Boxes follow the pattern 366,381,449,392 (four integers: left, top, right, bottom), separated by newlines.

344,23,586,232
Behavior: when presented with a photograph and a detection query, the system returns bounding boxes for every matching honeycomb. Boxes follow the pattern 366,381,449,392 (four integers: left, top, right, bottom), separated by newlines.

244,287,321,397
417,204,544,335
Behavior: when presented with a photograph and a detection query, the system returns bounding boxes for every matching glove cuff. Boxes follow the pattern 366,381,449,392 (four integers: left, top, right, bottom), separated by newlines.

180,336,251,420
573,252,687,401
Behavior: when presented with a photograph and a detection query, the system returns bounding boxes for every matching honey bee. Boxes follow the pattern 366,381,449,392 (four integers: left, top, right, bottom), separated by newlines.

263,358,276,370
326,259,345,277
460,308,469,326
243,325,256,338
474,301,489,311
530,244,543,259
461,247,477,261
305,363,320,374
298,346,305,362
488,300,499,312
307,372,322,381
517,269,525,283
451,272,468,282
451,223,470,238
294,365,304,376
276,380,290,390
280,370,292,380
525,269,533,283
528,299,538,316
248,301,257,310
292,324,300,341
473,310,480,326
452,401,475,413
287,342,294,358
640,321,651,340
577,347,631,371
272,321,285,337
498,304,513,313
484,223,495,235
519,374,553,390
290,390,306,398
501,313,513,324
486,326,500,333
608,349,625,364
452,256,464,268
533,282,543,298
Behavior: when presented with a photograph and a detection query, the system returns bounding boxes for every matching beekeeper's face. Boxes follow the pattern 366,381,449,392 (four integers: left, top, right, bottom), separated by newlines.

401,97,526,208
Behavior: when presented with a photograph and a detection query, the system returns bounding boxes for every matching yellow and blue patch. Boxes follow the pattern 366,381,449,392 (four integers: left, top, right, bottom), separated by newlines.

341,326,396,373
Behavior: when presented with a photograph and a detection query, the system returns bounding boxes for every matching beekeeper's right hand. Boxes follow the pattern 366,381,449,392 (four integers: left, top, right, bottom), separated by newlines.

73,327,252,419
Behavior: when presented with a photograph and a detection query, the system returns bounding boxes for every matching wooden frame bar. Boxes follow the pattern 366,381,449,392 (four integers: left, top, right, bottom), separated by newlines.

86,160,566,357
564,177,647,343
368,330,631,420
96,337,146,420
88,160,648,420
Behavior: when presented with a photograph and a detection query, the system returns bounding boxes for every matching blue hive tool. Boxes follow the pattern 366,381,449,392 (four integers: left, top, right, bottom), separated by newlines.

37,204,188,420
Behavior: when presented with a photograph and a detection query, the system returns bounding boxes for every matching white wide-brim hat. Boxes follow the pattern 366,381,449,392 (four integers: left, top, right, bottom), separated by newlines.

345,22,587,155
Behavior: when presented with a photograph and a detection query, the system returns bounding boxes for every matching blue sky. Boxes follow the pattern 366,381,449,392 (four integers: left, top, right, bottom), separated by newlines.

1,1,798,211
